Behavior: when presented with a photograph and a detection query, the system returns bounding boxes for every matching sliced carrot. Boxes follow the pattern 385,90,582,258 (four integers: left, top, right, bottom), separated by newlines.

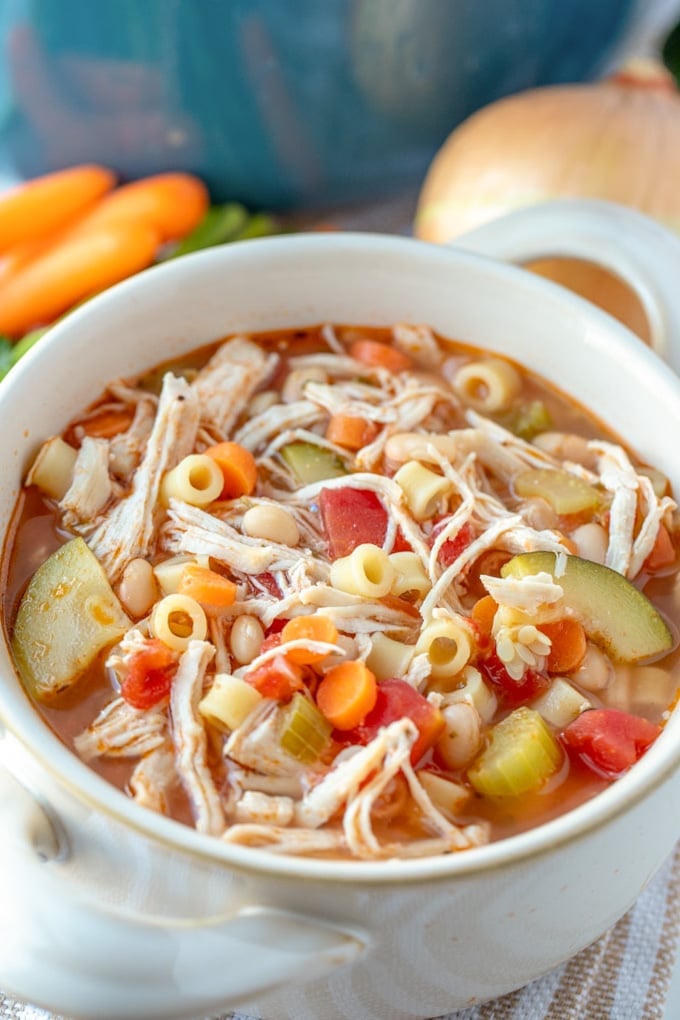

0,164,116,252
470,594,498,640
325,413,379,451
70,172,209,244
0,220,159,336
643,522,676,573
204,441,258,498
316,660,378,730
177,564,237,610
80,408,136,439
281,615,339,664
539,618,587,674
349,338,412,374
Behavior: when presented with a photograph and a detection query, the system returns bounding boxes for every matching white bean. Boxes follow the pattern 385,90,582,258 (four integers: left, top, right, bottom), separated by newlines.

230,615,265,665
571,522,608,564
242,505,300,546
569,642,613,692
533,431,597,469
435,702,482,770
118,558,158,619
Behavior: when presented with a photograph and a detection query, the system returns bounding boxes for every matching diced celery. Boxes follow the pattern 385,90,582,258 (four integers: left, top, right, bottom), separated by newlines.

279,692,332,763
468,707,562,797
502,551,673,662
500,400,553,440
280,442,347,485
13,538,130,701
514,468,601,514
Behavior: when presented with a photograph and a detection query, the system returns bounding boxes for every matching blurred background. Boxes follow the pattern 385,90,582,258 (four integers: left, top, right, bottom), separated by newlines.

0,0,678,209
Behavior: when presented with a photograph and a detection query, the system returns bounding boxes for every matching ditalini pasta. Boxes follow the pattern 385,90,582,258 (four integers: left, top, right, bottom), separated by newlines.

6,322,680,860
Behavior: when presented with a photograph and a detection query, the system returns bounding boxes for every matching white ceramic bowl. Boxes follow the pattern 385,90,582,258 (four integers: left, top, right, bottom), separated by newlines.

1,204,680,1020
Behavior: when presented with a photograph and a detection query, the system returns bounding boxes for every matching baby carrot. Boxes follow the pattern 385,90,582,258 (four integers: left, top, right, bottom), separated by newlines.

539,618,587,674
349,338,413,374
316,660,378,730
0,164,116,252
0,220,159,335
0,233,57,285
281,615,339,664
204,441,258,498
325,413,379,451
69,172,210,244
178,564,237,610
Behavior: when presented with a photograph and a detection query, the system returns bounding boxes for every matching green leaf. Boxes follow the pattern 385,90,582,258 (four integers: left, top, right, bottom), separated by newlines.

10,327,48,365
0,337,14,380
169,202,250,258
232,211,281,241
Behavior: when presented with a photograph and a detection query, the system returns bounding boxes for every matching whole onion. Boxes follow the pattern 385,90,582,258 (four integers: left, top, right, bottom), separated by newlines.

415,60,680,243
414,60,679,342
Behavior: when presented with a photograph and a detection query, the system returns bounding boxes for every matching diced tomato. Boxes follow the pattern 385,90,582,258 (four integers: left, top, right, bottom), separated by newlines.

479,650,551,707
431,519,476,567
319,487,409,557
121,639,177,709
266,618,287,635
245,654,303,701
561,708,661,779
255,572,281,597
346,678,444,764
260,631,283,654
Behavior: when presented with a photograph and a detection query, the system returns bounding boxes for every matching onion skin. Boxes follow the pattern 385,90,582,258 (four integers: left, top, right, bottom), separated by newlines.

414,64,680,244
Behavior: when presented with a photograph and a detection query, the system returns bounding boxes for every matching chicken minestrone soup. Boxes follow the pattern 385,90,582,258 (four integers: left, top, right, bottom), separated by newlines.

5,323,679,859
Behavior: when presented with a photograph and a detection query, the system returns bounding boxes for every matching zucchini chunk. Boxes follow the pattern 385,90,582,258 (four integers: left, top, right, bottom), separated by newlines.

501,551,673,663
280,442,347,485
13,537,130,701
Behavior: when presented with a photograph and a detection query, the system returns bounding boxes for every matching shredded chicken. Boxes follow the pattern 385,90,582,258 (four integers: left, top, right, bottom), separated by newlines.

192,335,277,439
391,322,444,369
86,373,200,582
163,499,323,575
60,436,112,525
223,824,347,854
170,640,225,835
129,742,177,814
234,399,323,451
108,395,156,480
234,790,295,826
74,697,168,760
591,441,677,578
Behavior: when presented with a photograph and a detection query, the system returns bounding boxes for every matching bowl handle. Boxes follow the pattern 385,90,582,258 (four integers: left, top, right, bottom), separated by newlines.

452,198,680,371
0,761,368,1019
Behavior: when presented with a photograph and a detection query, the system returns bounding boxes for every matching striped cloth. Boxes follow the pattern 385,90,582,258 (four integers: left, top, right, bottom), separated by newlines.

2,843,678,1020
